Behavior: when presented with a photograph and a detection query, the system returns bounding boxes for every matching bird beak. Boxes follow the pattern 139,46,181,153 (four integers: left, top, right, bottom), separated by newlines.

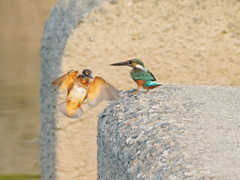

87,74,93,79
110,62,128,66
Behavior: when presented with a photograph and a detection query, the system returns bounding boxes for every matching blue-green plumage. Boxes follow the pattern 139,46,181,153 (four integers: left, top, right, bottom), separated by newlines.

143,81,161,87
130,68,156,81
130,67,160,87
110,59,161,93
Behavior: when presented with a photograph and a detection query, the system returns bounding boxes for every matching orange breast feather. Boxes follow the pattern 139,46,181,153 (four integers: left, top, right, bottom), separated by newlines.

134,79,145,88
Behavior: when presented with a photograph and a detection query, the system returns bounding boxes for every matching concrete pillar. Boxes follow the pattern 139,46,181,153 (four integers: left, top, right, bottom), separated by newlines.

98,85,240,179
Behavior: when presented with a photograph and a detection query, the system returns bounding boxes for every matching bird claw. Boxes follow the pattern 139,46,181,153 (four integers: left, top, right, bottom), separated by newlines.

134,91,139,94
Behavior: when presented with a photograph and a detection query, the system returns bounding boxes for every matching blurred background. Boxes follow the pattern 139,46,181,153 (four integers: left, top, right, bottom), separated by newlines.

0,0,56,178
1,0,240,179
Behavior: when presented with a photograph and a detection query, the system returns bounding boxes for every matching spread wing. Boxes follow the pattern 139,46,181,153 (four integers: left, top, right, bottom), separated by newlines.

51,70,79,94
87,76,119,107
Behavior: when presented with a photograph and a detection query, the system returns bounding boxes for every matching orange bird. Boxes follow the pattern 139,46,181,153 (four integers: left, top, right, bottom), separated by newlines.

51,69,119,118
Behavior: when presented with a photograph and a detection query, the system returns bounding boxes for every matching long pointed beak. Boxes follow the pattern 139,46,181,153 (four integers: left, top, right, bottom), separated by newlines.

110,62,128,66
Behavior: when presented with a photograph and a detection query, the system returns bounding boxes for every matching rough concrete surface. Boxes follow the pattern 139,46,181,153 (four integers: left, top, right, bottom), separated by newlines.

41,0,240,179
98,85,240,179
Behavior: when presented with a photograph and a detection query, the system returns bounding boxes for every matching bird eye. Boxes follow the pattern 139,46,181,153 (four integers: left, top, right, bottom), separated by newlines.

128,60,133,64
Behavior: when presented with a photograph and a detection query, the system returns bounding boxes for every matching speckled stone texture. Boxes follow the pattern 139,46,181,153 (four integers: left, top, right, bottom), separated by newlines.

98,85,240,180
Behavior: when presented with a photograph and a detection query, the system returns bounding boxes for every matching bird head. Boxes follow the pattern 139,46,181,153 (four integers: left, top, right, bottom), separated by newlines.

82,69,93,79
110,59,145,69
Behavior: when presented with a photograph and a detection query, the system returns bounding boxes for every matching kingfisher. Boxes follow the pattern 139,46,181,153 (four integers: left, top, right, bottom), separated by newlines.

110,59,161,94
51,69,119,118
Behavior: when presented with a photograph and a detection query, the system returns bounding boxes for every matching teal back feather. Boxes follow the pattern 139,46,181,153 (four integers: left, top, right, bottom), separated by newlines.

130,68,156,81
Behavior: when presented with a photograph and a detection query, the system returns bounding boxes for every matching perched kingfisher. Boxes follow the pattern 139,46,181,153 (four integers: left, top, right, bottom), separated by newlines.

51,69,119,118
110,59,161,94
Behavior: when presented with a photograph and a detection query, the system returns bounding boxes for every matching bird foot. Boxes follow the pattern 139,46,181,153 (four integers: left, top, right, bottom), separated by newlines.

134,91,139,94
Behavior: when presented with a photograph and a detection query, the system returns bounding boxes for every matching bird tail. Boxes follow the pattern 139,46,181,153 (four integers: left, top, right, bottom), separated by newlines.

58,101,83,119
143,81,162,88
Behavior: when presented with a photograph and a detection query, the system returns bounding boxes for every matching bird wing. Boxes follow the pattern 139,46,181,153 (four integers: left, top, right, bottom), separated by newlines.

130,69,156,81
87,76,119,107
51,70,79,94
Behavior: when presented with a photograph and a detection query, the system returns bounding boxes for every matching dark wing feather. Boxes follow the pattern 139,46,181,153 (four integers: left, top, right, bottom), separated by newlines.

87,76,119,107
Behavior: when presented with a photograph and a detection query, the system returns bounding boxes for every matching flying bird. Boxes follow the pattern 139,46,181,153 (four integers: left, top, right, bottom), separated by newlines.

51,69,119,118
110,59,161,94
